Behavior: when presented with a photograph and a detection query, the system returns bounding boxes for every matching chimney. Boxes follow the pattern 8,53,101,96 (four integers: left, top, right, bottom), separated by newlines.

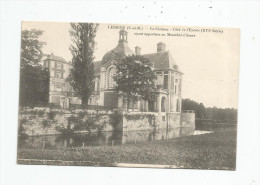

135,46,141,55
157,42,166,52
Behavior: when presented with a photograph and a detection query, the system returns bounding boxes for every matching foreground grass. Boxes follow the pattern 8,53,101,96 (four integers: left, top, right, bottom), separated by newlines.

17,127,237,170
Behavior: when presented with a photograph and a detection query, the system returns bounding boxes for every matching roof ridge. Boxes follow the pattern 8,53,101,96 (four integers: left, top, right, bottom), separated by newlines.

142,51,169,56
43,54,68,63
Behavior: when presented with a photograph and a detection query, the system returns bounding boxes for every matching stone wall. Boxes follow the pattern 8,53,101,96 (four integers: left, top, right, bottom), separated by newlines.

122,112,182,131
18,107,113,136
168,112,181,128
122,112,158,132
18,107,195,136
181,112,195,128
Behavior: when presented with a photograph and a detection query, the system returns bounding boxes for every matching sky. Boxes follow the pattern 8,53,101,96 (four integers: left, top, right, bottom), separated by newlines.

22,21,240,109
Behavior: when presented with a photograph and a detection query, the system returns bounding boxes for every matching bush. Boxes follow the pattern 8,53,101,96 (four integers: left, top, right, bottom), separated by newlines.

42,119,51,128
29,109,39,115
18,118,28,139
48,110,58,120
37,110,45,116
78,111,87,119
109,109,123,131
69,104,113,111
20,101,60,109
55,126,74,136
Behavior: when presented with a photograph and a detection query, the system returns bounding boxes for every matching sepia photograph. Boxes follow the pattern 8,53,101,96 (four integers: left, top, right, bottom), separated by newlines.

17,21,240,170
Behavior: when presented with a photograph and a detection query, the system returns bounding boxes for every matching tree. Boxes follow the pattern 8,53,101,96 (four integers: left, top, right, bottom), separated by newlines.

182,98,237,122
115,55,157,110
197,103,206,118
21,29,45,68
205,107,237,122
19,29,49,106
182,98,205,118
67,23,99,105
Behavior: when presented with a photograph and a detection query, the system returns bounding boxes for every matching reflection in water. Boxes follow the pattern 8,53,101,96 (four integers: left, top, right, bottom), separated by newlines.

18,128,212,150
193,130,212,135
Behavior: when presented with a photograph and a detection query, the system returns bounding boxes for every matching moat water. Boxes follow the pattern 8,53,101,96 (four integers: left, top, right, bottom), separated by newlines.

18,128,212,150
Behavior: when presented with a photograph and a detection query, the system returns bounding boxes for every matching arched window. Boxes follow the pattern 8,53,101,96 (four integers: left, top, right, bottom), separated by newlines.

107,67,116,88
161,97,166,112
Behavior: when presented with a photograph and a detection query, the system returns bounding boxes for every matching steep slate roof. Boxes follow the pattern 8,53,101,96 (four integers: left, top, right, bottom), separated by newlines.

94,61,101,76
142,51,181,72
44,54,68,63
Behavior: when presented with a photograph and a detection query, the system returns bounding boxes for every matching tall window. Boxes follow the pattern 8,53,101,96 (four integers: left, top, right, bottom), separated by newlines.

161,97,166,112
155,71,169,89
156,72,163,88
108,67,116,88
97,80,100,91
178,78,182,93
171,75,174,90
163,74,168,89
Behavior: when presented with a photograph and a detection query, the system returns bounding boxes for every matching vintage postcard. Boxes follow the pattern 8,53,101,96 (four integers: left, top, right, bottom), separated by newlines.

17,21,240,170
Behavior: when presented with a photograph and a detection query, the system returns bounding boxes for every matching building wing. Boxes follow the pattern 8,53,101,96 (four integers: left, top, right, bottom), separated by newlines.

142,51,182,73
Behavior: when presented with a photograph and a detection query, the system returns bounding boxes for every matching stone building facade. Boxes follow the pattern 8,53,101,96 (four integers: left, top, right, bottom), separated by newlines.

43,29,183,115
43,54,81,107
90,29,183,115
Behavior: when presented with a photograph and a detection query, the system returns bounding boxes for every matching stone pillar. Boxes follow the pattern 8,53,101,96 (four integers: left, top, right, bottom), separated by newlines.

99,91,104,106
100,67,106,89
179,97,182,112
145,100,149,112
167,94,170,113
118,93,124,108
99,67,107,106
158,94,161,112
137,100,140,111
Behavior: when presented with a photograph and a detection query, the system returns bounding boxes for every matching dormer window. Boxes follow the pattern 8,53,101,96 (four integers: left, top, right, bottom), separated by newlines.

55,85,62,92
56,62,62,69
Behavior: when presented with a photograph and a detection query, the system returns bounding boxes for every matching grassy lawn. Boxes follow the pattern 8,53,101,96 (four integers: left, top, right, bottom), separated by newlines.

17,127,237,170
